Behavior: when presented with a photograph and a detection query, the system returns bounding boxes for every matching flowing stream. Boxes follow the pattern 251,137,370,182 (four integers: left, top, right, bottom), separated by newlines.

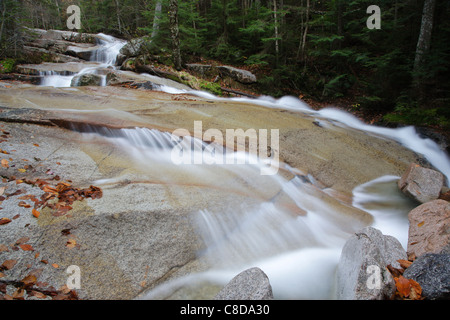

36,34,450,300
39,33,126,87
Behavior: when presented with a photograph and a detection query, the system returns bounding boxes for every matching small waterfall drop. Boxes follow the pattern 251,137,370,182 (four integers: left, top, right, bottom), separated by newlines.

39,33,125,88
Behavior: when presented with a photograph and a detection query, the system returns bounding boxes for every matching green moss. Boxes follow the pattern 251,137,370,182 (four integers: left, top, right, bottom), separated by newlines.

175,71,223,96
199,80,222,96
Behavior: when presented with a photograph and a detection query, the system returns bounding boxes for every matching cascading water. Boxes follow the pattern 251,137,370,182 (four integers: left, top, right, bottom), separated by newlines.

70,113,443,300
31,32,450,300
39,33,125,88
77,125,358,299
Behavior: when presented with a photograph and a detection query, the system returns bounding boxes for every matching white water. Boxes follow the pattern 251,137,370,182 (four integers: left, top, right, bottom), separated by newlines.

79,126,355,299
39,33,126,87
73,122,433,300
154,84,450,185
35,33,450,299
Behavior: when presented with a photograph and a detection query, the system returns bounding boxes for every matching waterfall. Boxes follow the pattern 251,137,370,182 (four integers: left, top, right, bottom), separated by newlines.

73,123,421,300
90,33,126,66
39,34,125,88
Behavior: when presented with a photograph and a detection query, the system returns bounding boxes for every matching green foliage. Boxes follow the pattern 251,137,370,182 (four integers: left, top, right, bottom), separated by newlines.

0,58,16,73
384,105,450,129
199,80,223,96
1,0,449,129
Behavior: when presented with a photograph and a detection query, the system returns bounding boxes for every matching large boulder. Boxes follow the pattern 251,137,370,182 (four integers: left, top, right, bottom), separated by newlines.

66,44,100,61
407,199,450,259
403,253,450,300
398,163,444,204
217,66,257,84
186,64,215,78
120,37,153,57
214,267,273,300
71,73,104,87
335,227,407,300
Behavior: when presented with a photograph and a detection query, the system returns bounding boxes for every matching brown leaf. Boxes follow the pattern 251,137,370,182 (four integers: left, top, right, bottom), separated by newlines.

18,201,31,208
12,288,24,300
395,276,411,298
0,244,8,252
0,218,11,225
15,237,30,245
66,239,77,249
51,263,59,269
409,279,423,300
21,274,37,286
32,208,40,218
19,244,34,251
398,259,413,269
31,291,47,299
1,159,9,168
394,275,423,300
42,185,58,194
387,264,403,278
1,259,17,270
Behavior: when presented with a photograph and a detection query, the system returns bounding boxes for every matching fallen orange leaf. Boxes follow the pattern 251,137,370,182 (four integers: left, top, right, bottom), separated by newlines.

21,274,37,286
66,239,77,249
1,159,9,168
19,244,34,251
32,208,40,218
1,259,17,270
0,217,11,225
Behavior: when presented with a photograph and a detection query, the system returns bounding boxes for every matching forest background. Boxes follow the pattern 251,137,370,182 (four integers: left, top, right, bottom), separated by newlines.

0,0,449,132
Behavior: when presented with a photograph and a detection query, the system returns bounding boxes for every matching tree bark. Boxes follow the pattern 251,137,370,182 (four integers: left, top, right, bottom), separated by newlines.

299,0,310,60
151,1,162,38
414,0,436,74
169,0,182,70
114,0,122,34
0,0,6,45
273,0,279,60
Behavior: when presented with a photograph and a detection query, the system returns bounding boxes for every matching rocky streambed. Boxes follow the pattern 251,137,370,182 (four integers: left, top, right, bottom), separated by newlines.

0,29,449,300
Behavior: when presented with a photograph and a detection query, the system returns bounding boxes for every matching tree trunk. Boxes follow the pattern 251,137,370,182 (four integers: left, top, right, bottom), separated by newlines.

273,0,279,60
169,0,182,71
114,0,122,34
414,0,436,75
151,1,162,38
300,0,310,60
0,0,6,45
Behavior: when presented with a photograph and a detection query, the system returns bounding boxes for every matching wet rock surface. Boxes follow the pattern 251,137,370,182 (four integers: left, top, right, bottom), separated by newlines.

335,227,406,300
407,199,450,259
403,253,450,300
214,267,273,300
